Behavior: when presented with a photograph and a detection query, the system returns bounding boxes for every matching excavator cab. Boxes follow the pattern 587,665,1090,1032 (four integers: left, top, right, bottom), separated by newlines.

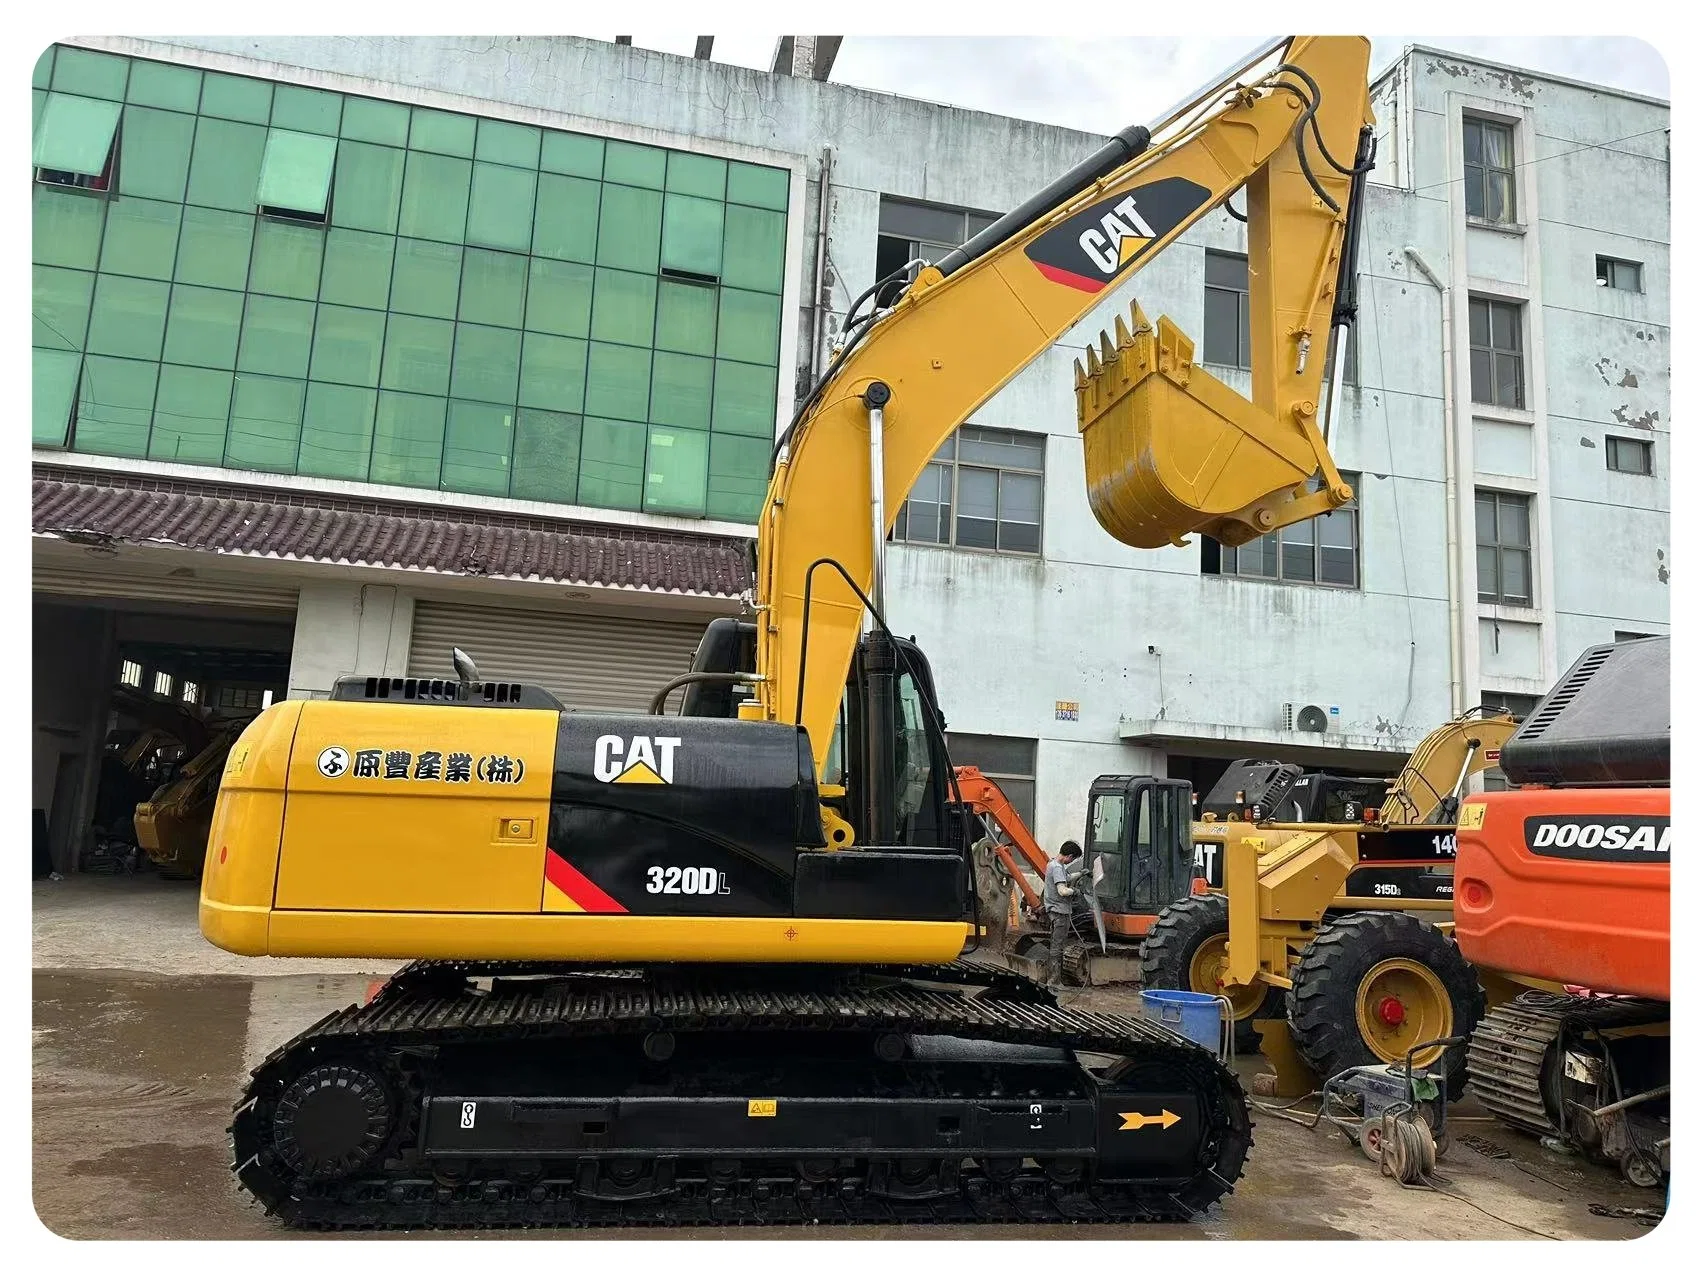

1084,776,1196,926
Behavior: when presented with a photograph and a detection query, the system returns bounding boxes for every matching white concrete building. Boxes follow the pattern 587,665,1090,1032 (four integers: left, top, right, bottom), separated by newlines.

32,35,1667,867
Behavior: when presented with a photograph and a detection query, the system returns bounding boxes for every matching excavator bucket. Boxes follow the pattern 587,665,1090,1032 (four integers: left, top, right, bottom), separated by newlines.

1076,301,1351,549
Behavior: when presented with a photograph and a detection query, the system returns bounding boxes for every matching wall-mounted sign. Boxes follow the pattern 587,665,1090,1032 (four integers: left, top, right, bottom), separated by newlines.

1055,701,1080,722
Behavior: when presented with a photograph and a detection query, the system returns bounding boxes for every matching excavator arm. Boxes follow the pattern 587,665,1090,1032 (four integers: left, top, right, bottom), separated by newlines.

953,764,1052,913
748,36,1374,774
1379,709,1520,825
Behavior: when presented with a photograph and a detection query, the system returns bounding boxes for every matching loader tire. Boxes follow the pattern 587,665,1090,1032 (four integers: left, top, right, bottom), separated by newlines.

1139,894,1284,1053
1287,911,1483,1100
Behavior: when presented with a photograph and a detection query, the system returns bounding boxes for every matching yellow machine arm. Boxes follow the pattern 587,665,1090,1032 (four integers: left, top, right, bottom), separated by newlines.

1378,709,1520,825
746,36,1374,772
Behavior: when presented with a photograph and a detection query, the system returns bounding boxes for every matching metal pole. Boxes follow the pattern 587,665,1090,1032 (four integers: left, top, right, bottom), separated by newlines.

863,381,891,628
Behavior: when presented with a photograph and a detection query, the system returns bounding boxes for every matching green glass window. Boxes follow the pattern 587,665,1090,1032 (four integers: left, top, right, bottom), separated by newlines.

380,314,453,396
75,356,157,457
727,161,789,211
459,248,527,328
467,162,537,252
584,343,651,421
200,72,272,124
99,197,182,280
248,218,325,299
661,195,723,277
149,364,232,464
442,400,515,495
654,279,717,356
390,238,463,319
310,304,386,386
163,284,243,369
370,391,447,488
532,174,600,262
257,130,337,215
510,408,582,503
707,432,769,521
299,382,377,480
33,348,81,447
712,360,777,436
331,141,404,234
399,150,471,243
450,324,521,405
226,374,304,472
51,48,128,101
236,294,314,378
476,119,541,170
718,289,781,365
33,266,94,350
340,97,409,148
320,229,395,310
644,425,709,516
722,204,785,293
650,352,712,430
603,141,665,189
87,275,168,361
596,185,663,274
33,47,53,90
33,186,106,271
126,60,201,113
174,206,254,290
519,332,587,412
34,89,45,134
117,105,194,202
409,107,476,158
541,131,603,178
271,85,342,136
525,258,593,338
578,417,646,510
666,152,726,201
186,118,268,212
591,269,658,347
33,93,120,175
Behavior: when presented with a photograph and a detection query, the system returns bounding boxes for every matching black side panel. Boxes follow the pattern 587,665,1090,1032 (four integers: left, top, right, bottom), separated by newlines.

793,850,968,921
1502,637,1669,786
1199,760,1302,819
679,619,757,718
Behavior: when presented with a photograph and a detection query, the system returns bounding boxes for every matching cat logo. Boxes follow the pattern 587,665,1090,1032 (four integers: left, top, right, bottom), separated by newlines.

1025,176,1213,294
593,735,682,785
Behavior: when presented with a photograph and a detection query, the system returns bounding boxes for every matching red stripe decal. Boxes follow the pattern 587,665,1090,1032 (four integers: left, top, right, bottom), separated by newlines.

544,848,628,914
1032,260,1108,293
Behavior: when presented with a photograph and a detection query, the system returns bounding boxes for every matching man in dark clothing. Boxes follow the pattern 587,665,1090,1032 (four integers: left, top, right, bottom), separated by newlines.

1041,840,1085,986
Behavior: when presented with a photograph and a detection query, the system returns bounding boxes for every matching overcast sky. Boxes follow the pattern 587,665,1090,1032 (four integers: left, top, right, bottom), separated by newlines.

583,36,1668,133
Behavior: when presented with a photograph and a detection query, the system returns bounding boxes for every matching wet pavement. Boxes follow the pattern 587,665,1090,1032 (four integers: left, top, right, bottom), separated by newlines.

31,880,1664,1240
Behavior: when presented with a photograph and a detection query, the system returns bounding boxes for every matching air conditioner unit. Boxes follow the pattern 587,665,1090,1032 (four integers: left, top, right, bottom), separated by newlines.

1284,702,1332,734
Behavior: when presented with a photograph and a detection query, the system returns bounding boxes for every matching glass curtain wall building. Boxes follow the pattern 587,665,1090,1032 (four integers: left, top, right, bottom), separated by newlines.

32,44,789,522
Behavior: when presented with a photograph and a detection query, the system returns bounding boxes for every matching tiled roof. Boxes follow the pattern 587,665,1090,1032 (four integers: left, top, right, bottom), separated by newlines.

31,467,754,598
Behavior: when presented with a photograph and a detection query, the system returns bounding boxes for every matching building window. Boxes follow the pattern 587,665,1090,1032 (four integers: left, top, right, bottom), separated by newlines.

1476,490,1532,606
218,686,265,710
874,197,998,296
180,680,200,704
948,733,1037,832
119,659,143,688
893,425,1044,554
1468,297,1524,409
1463,117,1516,223
1605,436,1653,475
1203,473,1360,588
1615,630,1655,643
152,671,174,697
1203,251,1251,368
33,92,119,190
1595,255,1642,292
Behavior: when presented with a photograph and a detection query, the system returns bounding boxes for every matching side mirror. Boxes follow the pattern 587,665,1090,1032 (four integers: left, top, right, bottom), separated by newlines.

451,647,480,687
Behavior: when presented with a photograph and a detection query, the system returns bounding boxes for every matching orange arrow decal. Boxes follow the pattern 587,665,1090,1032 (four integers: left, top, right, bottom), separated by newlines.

1119,1109,1180,1131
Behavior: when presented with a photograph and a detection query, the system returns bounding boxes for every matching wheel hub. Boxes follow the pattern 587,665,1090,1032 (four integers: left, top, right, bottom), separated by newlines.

1354,958,1452,1064
1378,996,1406,1027
271,1063,394,1179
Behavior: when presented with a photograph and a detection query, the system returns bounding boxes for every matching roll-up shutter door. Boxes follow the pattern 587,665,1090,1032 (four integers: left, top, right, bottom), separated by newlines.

32,564,300,612
407,598,707,712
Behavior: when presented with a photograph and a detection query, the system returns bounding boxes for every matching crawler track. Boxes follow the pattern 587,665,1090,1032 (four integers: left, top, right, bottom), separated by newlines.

232,960,1251,1230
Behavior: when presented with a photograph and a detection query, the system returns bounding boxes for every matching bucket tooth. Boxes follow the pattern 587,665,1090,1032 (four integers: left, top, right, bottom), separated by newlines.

1073,358,1087,391
1085,343,1102,377
1130,299,1152,335
1114,313,1132,349
1099,330,1117,367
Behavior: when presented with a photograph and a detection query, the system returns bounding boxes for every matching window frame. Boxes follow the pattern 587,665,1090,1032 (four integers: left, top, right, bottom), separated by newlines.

946,732,1038,832
873,196,1000,295
891,424,1046,557
1210,472,1362,589
1202,249,1252,370
1605,435,1653,476
1463,116,1517,224
1475,488,1534,606
1468,295,1525,409
1595,255,1643,292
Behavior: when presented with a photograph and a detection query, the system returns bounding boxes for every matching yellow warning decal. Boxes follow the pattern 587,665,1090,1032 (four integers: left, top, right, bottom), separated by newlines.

748,1099,778,1118
1458,803,1487,830
1118,1109,1180,1131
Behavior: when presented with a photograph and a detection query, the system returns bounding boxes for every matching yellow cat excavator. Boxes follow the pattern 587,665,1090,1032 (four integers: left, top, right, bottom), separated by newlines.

203,36,1374,1229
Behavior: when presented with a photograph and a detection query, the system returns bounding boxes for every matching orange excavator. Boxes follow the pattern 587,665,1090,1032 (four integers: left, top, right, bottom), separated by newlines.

1454,636,1670,1188
955,766,1202,984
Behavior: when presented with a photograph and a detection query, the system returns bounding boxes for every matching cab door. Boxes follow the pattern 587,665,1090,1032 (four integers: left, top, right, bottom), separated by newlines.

1123,779,1196,915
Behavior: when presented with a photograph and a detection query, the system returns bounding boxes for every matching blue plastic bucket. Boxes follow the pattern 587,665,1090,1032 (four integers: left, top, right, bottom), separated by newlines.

1140,989,1222,1051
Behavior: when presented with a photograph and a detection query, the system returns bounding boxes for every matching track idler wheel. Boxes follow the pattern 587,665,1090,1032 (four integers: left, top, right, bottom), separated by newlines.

1139,894,1284,1051
270,1062,395,1180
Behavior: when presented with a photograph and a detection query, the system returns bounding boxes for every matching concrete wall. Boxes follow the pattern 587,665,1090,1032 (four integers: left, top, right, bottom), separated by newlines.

288,583,414,699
